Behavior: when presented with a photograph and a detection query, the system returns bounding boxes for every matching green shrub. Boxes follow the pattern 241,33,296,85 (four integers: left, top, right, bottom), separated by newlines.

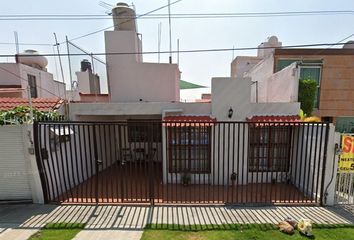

298,79,317,116
0,106,60,125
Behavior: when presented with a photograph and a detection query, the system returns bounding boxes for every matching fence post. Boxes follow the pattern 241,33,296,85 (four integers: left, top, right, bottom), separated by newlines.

92,124,99,204
322,126,340,206
33,122,48,203
320,123,334,206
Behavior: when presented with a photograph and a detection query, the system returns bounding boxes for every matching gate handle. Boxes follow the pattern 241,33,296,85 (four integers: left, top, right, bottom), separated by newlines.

97,159,103,165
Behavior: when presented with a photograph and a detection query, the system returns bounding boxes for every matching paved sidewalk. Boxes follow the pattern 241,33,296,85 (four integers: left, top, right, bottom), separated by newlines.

0,204,353,239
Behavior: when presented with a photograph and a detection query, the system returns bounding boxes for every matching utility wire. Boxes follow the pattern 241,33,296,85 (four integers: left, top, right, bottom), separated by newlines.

0,42,351,58
0,42,52,46
64,0,183,43
311,33,354,56
0,10,353,20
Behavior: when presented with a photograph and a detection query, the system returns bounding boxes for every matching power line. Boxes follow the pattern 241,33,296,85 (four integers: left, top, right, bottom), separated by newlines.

64,0,183,43
311,33,354,56
0,42,351,58
0,42,52,46
0,10,353,20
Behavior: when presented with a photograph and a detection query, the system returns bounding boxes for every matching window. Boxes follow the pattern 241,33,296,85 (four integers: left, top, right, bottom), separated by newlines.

335,117,354,133
299,66,321,108
168,126,211,173
276,59,322,108
27,74,37,98
127,120,161,142
249,125,291,172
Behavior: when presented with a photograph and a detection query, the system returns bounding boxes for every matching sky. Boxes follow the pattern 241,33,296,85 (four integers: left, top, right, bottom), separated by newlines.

0,0,353,100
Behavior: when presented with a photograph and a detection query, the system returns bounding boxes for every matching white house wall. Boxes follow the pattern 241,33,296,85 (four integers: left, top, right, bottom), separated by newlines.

244,56,274,103
0,63,21,86
53,80,66,99
266,63,298,102
69,102,211,120
0,125,32,200
105,30,180,103
19,64,60,98
211,77,300,121
0,63,65,99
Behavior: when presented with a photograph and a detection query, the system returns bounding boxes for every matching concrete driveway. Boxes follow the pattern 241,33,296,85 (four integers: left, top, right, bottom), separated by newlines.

0,204,353,240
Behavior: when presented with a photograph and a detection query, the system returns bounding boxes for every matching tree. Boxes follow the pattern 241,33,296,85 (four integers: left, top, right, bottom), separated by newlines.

298,79,317,116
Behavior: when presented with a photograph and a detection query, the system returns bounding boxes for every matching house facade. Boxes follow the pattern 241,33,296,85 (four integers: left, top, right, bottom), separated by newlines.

0,50,65,99
231,36,354,126
30,3,339,206
273,47,354,123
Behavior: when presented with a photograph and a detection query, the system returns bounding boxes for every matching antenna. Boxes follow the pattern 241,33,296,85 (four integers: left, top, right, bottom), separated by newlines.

158,22,162,63
14,31,19,54
99,1,114,15
177,38,180,65
232,45,235,61
53,33,65,85
168,0,172,64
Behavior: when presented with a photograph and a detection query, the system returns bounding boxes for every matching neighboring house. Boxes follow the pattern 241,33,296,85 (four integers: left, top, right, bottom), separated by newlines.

0,50,66,99
232,36,354,125
68,59,110,103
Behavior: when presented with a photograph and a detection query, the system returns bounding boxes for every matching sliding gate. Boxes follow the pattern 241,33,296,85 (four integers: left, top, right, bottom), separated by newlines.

34,121,329,205
34,121,162,204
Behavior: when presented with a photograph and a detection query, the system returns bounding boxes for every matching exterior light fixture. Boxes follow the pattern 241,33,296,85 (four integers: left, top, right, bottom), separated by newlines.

228,107,233,119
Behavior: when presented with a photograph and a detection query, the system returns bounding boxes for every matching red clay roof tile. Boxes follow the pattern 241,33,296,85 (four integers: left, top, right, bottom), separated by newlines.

246,115,300,122
163,115,216,126
0,98,63,111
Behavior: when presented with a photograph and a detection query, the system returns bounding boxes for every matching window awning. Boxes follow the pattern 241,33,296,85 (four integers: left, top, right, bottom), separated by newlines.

246,115,300,126
246,115,300,122
0,88,24,93
163,116,216,127
180,80,207,90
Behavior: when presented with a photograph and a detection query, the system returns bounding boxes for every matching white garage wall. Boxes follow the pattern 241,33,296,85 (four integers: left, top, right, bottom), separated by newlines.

0,125,32,201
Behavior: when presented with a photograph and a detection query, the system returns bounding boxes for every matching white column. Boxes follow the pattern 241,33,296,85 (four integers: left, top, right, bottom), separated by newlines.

323,124,339,206
22,124,44,203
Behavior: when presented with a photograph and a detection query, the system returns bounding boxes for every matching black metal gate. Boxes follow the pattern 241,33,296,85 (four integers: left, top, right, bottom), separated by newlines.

34,121,329,205
34,121,162,204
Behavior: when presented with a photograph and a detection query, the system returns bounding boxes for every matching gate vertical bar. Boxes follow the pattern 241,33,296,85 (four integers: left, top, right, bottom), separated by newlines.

93,124,99,203
320,123,330,206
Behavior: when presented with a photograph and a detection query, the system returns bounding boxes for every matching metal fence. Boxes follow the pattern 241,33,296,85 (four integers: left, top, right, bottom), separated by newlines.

34,121,329,205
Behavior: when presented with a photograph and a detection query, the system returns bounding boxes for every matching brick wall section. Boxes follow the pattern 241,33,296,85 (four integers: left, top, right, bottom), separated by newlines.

274,52,354,119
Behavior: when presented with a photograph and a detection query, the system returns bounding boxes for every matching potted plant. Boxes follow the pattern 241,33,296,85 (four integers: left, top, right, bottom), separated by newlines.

181,173,191,186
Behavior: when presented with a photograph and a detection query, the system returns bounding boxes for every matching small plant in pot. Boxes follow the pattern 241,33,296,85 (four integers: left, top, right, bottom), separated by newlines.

181,173,191,186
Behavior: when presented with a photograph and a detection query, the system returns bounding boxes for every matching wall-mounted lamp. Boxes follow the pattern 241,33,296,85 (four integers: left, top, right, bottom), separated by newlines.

228,107,234,119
